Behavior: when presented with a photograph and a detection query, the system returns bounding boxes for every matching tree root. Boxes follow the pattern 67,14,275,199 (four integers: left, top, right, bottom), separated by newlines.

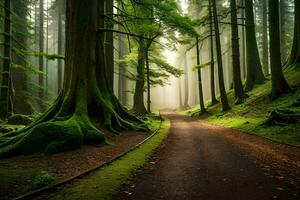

264,109,300,126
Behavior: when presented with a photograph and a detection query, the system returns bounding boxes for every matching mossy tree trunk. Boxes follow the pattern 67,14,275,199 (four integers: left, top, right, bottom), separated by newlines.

212,0,230,111
244,0,265,91
208,0,218,106
0,0,12,119
269,0,291,100
133,38,148,115
0,0,146,157
287,0,300,66
230,0,246,104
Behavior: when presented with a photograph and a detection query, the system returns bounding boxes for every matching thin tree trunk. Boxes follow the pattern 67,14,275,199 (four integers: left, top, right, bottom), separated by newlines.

212,0,230,111
244,0,265,91
196,37,206,113
0,0,12,119
230,0,246,104
183,52,190,109
262,0,269,75
57,7,63,93
39,0,44,100
269,0,291,100
208,0,218,105
145,49,151,113
240,0,246,79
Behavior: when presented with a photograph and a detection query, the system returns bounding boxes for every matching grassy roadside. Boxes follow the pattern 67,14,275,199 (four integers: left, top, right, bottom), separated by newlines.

50,118,170,200
181,67,300,147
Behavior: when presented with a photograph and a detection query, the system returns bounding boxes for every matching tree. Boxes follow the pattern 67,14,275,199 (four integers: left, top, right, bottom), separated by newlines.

269,0,291,100
57,0,65,93
196,37,206,113
262,0,269,75
38,0,44,99
105,0,114,89
208,0,218,105
244,0,265,91
0,0,146,157
211,0,230,111
280,0,288,62
286,0,300,66
0,0,12,119
230,0,246,104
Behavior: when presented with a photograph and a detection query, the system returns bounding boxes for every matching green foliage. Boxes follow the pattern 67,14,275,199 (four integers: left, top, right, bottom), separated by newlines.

28,171,56,191
192,61,212,71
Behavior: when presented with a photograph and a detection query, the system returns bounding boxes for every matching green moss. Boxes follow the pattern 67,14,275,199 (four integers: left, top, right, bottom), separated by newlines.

184,67,300,146
50,119,170,200
0,164,42,198
28,171,56,191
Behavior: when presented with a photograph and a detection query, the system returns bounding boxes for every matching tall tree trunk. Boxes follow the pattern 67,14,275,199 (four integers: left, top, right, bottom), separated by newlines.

57,6,63,94
240,0,246,79
230,0,246,104
39,0,44,100
280,0,287,62
178,77,183,109
183,52,190,109
0,0,12,119
133,38,148,115
105,0,114,89
212,0,230,111
286,0,300,66
0,0,145,157
145,49,151,113
244,0,265,91
208,0,218,105
118,27,128,106
11,0,32,114
262,0,269,75
269,0,291,100
196,37,206,113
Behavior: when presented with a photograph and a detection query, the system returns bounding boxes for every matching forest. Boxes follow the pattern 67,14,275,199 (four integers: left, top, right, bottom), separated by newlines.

0,0,299,200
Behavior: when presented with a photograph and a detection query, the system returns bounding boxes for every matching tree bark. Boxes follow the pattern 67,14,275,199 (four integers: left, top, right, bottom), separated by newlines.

208,0,218,105
57,4,64,94
0,0,146,157
280,0,287,62
105,0,114,89
39,0,44,100
0,0,12,119
262,0,269,75
212,0,230,111
196,37,206,113
230,0,246,104
244,0,265,91
269,0,291,100
183,52,190,109
286,0,300,66
133,38,148,115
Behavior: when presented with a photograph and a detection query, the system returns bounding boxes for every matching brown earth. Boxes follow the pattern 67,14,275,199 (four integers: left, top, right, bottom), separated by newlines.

116,111,300,200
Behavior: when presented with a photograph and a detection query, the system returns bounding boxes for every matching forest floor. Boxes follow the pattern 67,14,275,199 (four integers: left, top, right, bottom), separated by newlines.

116,111,300,200
181,66,300,146
0,116,162,200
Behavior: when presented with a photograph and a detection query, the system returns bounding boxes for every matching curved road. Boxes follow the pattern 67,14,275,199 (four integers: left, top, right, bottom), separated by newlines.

116,111,300,200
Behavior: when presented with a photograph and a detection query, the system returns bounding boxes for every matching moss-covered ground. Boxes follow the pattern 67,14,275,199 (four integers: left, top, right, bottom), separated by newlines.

50,118,170,200
0,164,55,200
181,66,300,146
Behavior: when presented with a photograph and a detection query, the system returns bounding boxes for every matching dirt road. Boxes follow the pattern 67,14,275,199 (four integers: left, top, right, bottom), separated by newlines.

116,111,300,200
